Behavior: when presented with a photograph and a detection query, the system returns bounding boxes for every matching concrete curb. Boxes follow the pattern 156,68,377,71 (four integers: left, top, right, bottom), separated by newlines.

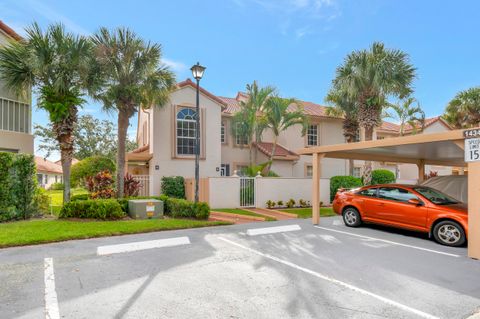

210,211,265,221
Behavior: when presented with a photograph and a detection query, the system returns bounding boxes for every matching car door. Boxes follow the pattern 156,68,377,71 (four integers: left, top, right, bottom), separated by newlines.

376,187,428,228
354,187,379,218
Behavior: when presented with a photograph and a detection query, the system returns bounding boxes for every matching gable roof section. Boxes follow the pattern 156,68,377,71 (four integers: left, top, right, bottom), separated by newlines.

254,142,300,161
35,156,63,174
379,116,453,134
0,20,23,41
177,79,227,108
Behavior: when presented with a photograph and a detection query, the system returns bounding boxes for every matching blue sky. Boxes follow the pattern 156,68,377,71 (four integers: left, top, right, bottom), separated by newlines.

2,0,480,157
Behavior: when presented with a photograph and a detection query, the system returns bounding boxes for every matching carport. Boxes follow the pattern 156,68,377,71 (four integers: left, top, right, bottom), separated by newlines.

297,128,480,259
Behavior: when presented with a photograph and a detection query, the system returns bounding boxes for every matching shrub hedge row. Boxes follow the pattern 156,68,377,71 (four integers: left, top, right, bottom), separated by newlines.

67,194,210,220
330,176,363,202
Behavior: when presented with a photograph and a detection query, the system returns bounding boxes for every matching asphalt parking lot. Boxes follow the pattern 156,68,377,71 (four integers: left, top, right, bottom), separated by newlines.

1,216,479,319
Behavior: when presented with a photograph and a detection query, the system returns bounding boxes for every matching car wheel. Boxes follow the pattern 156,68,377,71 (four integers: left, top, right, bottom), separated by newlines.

343,207,361,227
433,220,466,247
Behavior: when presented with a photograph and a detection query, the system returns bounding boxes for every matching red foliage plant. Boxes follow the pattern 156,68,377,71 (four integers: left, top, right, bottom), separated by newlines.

425,171,439,180
86,170,115,199
124,173,142,197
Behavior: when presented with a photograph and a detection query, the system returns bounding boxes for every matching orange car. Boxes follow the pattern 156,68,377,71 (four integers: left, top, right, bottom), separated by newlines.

332,184,468,247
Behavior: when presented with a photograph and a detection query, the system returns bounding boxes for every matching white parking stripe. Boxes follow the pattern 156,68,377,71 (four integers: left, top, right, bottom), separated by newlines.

218,236,439,319
97,236,190,256
44,258,60,319
246,224,301,236
315,226,461,258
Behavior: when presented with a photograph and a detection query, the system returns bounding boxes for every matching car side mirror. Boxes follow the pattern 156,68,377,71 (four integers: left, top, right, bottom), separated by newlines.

408,198,422,206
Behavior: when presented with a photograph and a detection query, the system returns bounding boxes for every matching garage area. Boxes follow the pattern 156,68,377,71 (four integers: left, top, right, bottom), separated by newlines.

298,128,480,259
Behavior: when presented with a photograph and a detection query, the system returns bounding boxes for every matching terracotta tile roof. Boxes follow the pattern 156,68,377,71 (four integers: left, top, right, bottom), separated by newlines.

379,117,452,134
254,142,300,161
218,94,339,119
0,20,23,41
378,121,401,132
35,156,63,174
177,79,227,108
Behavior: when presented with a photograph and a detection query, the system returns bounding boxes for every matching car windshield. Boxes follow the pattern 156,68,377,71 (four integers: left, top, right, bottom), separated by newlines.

413,187,459,205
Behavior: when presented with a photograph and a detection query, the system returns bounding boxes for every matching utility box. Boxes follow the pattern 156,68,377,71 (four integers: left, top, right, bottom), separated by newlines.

128,199,164,219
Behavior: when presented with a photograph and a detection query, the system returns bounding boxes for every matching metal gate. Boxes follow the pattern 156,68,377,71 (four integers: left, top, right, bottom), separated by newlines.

240,177,255,207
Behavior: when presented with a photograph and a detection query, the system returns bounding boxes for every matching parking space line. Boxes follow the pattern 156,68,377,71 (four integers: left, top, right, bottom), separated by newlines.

246,224,301,236
97,236,191,256
44,258,60,319
218,236,439,319
314,226,460,258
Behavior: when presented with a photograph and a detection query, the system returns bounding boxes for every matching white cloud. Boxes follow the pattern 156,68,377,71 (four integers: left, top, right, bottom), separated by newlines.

163,58,188,73
27,0,91,35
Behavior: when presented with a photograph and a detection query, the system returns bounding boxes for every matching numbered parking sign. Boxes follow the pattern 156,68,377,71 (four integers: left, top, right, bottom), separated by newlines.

465,137,480,162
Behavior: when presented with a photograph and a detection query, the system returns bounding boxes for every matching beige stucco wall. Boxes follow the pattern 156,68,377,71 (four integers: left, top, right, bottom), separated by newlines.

0,129,34,153
148,85,223,195
37,171,63,189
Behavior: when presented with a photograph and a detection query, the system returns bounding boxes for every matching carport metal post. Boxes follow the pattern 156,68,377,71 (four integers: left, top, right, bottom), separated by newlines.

468,161,480,259
417,159,425,183
312,153,324,225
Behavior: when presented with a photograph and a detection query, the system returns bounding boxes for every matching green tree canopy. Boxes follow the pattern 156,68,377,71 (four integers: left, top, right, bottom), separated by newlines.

443,87,480,128
385,97,425,136
71,156,116,187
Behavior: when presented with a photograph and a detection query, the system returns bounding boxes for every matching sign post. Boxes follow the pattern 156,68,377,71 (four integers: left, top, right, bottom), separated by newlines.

465,128,480,259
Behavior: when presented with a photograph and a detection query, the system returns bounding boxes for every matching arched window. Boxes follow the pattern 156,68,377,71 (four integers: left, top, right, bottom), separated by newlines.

176,108,198,155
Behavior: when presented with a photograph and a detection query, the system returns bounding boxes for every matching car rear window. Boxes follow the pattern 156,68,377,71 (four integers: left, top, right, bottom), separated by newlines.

357,188,377,197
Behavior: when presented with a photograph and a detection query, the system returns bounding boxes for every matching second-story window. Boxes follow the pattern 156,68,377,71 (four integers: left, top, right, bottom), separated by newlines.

307,124,318,146
221,121,226,143
235,122,249,145
176,108,198,155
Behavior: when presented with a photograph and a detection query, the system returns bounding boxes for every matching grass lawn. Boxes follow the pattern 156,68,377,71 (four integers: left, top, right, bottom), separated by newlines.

47,188,88,206
0,218,230,248
213,208,276,221
281,207,336,219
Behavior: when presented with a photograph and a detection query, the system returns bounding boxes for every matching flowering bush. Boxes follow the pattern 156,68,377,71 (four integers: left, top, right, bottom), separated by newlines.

86,170,115,199
124,173,141,197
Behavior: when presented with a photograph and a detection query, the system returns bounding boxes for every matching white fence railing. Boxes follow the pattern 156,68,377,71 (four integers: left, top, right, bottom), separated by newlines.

132,175,150,197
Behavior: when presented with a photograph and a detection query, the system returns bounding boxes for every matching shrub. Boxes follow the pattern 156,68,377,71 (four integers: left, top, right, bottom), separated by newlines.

371,169,396,185
71,193,89,201
34,187,51,216
12,154,37,220
286,199,296,208
60,199,125,220
49,182,64,190
168,197,209,219
124,173,141,197
277,200,284,207
86,170,115,199
71,156,116,187
161,176,185,198
330,176,363,202
266,200,275,209
0,152,14,217
299,199,308,207
193,202,210,220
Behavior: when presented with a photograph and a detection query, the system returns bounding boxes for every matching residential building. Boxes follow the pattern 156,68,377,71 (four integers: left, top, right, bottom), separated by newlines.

126,79,454,196
35,156,63,189
0,21,33,154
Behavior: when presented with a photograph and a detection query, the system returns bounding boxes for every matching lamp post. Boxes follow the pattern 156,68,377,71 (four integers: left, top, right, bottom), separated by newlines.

190,62,206,203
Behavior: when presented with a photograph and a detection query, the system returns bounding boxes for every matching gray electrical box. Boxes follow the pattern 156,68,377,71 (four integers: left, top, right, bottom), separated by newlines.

127,199,164,219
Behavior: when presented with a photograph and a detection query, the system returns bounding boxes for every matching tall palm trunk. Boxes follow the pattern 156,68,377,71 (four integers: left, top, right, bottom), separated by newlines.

116,108,130,198
54,107,77,203
362,126,374,184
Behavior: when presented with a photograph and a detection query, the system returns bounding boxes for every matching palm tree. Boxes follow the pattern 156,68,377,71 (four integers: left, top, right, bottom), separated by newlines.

332,42,416,184
261,96,307,173
386,97,425,136
231,81,275,166
443,87,480,128
91,27,175,197
325,89,359,175
0,23,94,203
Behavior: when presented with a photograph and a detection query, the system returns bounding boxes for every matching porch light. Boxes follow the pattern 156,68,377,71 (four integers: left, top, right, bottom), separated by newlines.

190,62,206,81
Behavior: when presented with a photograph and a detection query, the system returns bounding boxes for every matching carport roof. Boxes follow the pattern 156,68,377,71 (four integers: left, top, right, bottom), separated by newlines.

297,128,474,167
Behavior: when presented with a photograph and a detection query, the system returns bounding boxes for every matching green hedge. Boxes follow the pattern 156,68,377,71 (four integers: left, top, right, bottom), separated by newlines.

371,169,396,185
0,152,40,221
71,193,90,201
168,198,210,220
161,176,185,198
330,176,363,202
49,182,64,190
60,199,125,220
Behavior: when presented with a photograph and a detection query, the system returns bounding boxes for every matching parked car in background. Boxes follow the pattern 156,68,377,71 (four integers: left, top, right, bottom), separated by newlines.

421,175,468,203
332,184,468,246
